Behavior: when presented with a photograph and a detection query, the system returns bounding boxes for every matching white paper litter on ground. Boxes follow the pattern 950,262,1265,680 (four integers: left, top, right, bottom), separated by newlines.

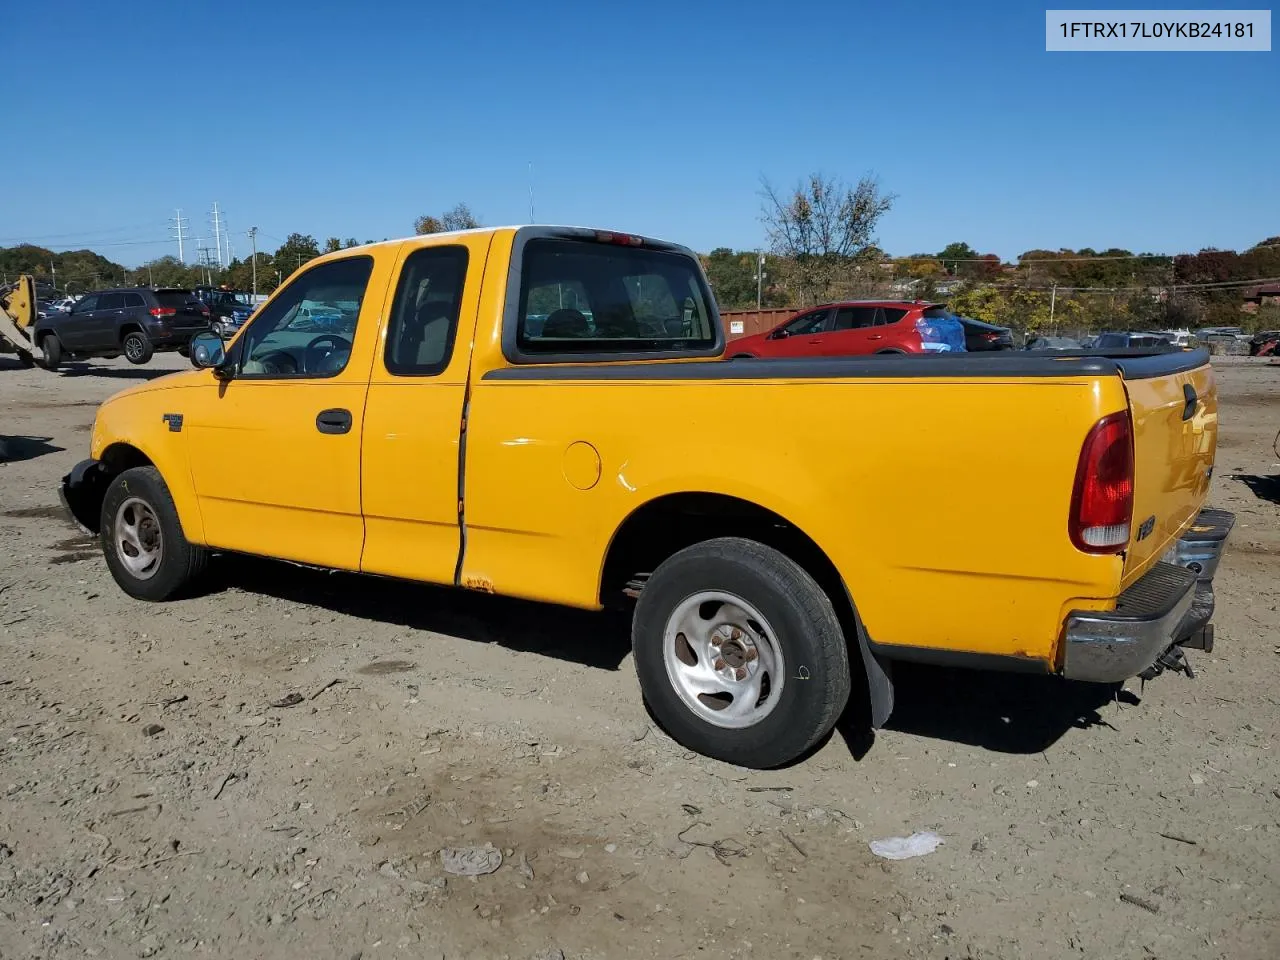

868,831,945,860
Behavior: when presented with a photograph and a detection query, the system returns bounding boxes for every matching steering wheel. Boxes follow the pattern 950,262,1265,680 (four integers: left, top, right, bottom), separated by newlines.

304,334,352,374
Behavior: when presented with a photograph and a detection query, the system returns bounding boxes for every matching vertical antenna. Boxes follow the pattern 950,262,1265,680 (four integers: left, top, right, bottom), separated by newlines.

528,161,535,223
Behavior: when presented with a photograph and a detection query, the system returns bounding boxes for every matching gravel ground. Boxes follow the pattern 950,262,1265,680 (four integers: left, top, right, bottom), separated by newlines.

1,352,1277,960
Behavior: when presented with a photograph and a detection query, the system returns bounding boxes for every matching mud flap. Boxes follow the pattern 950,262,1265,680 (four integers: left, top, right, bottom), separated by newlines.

59,459,109,535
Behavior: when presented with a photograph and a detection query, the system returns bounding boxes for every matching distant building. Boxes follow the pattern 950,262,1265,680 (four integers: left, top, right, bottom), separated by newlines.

1242,283,1280,313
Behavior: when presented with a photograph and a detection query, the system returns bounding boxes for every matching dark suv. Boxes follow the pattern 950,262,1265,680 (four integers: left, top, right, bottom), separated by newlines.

33,288,211,368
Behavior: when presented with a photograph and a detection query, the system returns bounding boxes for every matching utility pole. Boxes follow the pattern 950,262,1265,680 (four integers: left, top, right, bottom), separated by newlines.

210,203,225,269
1049,283,1057,332
170,209,189,261
50,261,56,295
756,250,765,311
247,226,259,297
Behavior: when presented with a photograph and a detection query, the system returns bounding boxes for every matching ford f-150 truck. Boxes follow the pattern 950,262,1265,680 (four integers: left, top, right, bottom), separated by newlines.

59,226,1232,768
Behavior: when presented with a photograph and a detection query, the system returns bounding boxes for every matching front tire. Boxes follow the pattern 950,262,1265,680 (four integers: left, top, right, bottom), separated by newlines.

101,466,207,601
40,333,63,369
632,537,851,768
122,331,154,365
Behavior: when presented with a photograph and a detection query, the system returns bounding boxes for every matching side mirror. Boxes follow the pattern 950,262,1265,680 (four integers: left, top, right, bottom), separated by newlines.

189,332,229,376
769,329,788,340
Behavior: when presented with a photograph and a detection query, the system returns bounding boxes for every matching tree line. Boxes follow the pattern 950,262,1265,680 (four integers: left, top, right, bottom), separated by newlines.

5,185,1276,334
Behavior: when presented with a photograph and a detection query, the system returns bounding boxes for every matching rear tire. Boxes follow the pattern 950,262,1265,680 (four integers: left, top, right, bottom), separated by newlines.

101,466,207,601
123,331,153,365
632,537,851,768
40,333,62,369
730,353,756,359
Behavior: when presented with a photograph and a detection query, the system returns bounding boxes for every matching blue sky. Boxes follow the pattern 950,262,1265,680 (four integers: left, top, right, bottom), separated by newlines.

5,0,1276,264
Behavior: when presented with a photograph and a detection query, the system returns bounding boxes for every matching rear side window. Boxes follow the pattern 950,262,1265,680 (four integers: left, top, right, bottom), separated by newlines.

880,307,907,325
384,245,469,376
1095,333,1127,348
98,292,124,310
123,292,146,308
515,238,716,355
155,291,197,309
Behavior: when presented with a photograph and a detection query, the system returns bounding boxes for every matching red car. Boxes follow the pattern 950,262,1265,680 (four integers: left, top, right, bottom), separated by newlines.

728,301,967,358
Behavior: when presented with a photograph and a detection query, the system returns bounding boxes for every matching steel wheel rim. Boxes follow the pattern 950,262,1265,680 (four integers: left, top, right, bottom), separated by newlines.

114,497,163,579
661,590,785,729
125,337,144,361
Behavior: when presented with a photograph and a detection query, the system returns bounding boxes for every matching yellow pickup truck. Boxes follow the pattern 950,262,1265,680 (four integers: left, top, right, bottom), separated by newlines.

60,226,1232,767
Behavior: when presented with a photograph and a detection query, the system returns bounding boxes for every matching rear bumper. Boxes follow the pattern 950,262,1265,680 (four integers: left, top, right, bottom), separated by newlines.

1062,509,1233,682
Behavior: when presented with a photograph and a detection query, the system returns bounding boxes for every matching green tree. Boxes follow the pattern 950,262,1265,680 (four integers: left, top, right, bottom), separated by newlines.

342,238,359,248
323,237,342,253
272,233,321,279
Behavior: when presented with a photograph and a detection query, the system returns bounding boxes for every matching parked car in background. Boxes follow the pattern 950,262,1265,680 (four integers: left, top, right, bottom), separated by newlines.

955,316,1013,351
1159,328,1193,347
729,301,966,357
32,287,211,368
1092,331,1176,349
1196,326,1249,343
194,287,255,339
1025,335,1083,351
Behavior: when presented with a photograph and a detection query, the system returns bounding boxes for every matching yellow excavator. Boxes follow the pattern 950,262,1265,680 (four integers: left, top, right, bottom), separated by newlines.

0,275,44,368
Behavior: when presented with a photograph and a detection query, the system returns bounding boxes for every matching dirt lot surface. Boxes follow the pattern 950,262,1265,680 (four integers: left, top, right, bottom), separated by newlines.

1,353,1277,960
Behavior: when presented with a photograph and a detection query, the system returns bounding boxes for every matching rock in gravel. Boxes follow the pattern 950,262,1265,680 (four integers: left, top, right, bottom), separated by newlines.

440,845,502,876
142,723,164,737
575,870,590,885
136,934,161,958
630,723,649,742
530,950,565,960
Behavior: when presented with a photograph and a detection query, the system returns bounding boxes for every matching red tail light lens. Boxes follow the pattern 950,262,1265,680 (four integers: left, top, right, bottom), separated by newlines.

149,306,177,318
1069,411,1134,553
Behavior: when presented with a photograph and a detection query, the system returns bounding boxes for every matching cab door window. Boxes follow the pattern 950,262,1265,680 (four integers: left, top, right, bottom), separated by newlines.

237,257,373,378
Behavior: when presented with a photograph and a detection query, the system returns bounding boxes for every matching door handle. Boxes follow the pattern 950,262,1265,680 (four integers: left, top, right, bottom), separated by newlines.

868,334,883,340
316,408,352,435
807,338,823,344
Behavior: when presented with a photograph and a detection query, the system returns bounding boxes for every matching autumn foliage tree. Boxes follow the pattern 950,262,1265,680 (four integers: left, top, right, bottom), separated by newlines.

414,203,481,235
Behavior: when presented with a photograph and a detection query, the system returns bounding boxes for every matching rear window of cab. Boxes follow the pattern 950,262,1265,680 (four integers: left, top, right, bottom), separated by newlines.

514,238,718,356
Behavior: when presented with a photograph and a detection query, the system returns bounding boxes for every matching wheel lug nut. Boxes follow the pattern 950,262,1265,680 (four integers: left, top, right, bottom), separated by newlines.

734,667,748,681
744,648,758,663
713,658,727,671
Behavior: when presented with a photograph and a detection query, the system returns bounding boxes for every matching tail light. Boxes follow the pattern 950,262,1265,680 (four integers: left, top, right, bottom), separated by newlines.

149,306,176,318
594,231,644,246
1069,411,1134,553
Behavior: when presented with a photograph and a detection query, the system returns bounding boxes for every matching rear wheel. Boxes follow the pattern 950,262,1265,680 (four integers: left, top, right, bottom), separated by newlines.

122,331,153,364
101,466,207,601
730,353,756,359
40,333,62,369
632,537,851,768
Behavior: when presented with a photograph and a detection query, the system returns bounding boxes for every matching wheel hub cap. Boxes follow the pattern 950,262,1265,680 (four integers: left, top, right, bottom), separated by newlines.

662,591,785,729
115,497,163,580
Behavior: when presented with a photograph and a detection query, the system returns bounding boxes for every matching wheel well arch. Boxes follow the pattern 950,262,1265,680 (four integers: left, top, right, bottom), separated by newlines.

101,442,154,474
600,491,893,727
120,323,145,339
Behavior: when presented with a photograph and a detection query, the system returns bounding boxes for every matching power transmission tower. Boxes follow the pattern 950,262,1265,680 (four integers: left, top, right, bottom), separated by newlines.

209,203,225,268
195,241,218,286
170,209,189,262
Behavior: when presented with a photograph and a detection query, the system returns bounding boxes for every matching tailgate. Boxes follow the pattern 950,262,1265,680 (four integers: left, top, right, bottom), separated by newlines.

1117,349,1218,582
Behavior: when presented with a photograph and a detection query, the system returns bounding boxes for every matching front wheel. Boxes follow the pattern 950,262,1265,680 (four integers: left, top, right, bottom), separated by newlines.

122,331,154,364
101,466,207,601
632,537,851,768
40,333,62,369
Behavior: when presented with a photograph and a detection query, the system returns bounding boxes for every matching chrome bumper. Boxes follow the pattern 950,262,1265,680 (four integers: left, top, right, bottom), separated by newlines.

1063,509,1234,683
1161,507,1235,581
